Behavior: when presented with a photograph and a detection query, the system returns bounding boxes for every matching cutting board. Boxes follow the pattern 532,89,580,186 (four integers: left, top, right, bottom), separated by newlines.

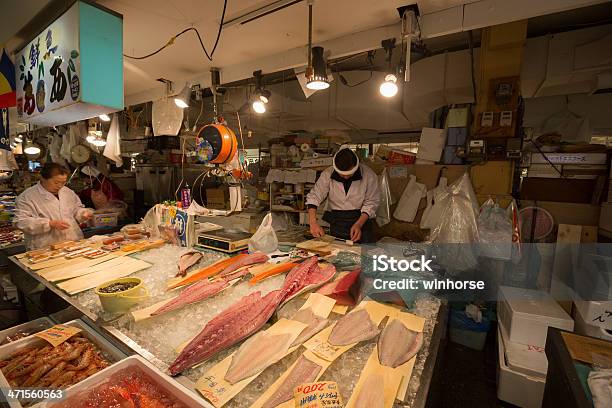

57,258,152,295
43,256,135,282
296,239,333,256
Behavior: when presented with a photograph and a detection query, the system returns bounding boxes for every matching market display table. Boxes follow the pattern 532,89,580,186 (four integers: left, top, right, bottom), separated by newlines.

7,245,446,407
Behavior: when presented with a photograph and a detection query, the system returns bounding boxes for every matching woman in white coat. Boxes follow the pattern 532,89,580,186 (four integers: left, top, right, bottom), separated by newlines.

14,163,93,249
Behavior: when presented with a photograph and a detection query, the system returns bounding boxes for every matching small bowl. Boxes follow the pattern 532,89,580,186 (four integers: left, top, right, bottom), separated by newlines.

95,277,149,314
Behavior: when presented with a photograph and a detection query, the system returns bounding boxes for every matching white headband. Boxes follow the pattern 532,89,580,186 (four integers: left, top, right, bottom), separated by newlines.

332,149,359,176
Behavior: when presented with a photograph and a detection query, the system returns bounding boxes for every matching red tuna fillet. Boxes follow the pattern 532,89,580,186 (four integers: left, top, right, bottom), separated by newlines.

152,279,229,316
168,290,282,375
316,268,361,306
279,257,336,304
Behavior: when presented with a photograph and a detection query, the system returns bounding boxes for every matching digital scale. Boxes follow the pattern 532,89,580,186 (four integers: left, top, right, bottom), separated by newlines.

196,230,251,253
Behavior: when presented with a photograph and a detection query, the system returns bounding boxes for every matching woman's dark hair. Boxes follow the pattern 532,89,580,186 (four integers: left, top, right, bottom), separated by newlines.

40,162,70,179
334,149,358,171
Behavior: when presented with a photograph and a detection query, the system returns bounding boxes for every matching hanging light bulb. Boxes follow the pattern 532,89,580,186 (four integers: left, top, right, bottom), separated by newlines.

99,114,111,122
379,38,400,98
174,83,191,108
15,134,23,143
252,100,266,114
380,74,399,98
92,138,107,147
24,142,41,155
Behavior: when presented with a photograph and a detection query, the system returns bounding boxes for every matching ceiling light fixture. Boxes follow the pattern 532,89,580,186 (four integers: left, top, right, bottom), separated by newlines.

380,38,399,98
174,83,192,108
23,141,41,155
305,1,329,91
15,134,23,143
252,70,272,114
92,138,107,147
99,114,111,122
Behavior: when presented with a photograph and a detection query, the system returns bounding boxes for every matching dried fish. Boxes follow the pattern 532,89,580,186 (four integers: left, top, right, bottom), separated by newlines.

262,355,322,408
353,372,385,408
290,307,329,347
328,309,379,346
378,319,423,368
176,250,204,277
225,331,293,384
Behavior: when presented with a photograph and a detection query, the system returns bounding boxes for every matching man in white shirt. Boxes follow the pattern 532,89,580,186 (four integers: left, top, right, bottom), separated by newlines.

14,162,93,249
306,148,380,243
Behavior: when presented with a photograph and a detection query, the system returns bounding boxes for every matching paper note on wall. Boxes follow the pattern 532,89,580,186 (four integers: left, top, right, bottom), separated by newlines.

417,128,446,162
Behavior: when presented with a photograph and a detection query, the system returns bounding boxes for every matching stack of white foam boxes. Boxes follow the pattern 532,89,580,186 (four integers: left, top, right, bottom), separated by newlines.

497,286,574,408
573,298,612,341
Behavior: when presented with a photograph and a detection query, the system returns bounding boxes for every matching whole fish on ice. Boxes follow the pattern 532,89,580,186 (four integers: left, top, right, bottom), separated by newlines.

225,331,293,384
377,319,423,368
176,250,204,277
168,290,281,376
151,279,229,316
328,309,379,346
262,355,322,408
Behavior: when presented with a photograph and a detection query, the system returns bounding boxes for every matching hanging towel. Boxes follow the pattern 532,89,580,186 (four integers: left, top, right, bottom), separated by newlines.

103,113,123,167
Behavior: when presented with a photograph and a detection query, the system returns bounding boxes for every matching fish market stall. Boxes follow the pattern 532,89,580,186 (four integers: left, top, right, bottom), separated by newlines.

5,234,446,408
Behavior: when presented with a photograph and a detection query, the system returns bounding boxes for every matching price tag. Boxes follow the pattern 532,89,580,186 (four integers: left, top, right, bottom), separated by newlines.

34,324,82,347
306,338,339,362
294,381,343,408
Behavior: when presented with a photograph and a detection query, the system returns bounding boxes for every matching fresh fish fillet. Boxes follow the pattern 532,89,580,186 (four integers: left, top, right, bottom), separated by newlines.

168,290,282,376
262,355,322,408
218,252,268,278
353,373,385,408
152,279,229,316
378,319,423,368
328,309,380,346
280,257,336,304
290,307,329,347
177,250,204,277
225,331,293,384
316,268,361,306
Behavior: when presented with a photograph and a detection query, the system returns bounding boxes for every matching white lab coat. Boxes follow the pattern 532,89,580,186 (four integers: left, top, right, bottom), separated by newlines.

14,183,90,249
305,164,380,217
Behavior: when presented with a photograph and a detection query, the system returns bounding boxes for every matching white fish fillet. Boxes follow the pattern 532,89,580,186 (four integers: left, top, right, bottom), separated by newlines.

328,309,379,346
290,307,329,347
377,319,423,368
262,355,322,408
353,372,385,408
225,331,293,384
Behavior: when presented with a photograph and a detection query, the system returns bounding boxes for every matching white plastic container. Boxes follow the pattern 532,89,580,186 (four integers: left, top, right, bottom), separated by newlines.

574,305,612,341
449,327,487,351
0,319,125,408
573,298,612,331
0,317,54,345
38,355,211,407
497,326,546,408
498,286,574,348
498,318,548,379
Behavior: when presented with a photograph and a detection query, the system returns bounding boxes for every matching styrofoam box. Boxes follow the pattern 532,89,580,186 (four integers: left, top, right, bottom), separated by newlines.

37,355,210,407
498,317,548,379
574,305,612,342
0,317,54,345
497,326,545,408
0,319,126,408
573,298,612,331
498,286,574,348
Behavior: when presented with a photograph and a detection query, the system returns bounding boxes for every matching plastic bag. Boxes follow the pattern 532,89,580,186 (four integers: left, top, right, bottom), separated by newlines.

376,168,393,227
421,176,448,229
478,198,512,261
429,173,479,273
394,175,426,222
248,212,278,253
507,199,522,264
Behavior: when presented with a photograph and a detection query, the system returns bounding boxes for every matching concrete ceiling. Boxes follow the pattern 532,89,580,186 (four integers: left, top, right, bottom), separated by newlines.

0,0,52,45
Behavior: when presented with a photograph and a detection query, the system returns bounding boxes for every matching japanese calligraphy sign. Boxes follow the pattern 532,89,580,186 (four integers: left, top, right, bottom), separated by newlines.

14,1,123,126
16,4,80,121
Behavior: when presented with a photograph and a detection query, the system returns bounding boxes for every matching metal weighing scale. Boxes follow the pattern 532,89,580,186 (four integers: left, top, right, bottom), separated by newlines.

196,230,251,253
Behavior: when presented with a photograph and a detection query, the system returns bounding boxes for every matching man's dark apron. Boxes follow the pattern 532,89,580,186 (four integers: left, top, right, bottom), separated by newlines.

323,209,374,243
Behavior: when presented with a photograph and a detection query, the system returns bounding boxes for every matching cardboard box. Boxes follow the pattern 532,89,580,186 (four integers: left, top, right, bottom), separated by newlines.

497,326,545,408
498,286,574,348
573,304,612,341
521,178,597,203
388,150,416,164
600,202,612,232
573,298,612,331
470,161,513,196
527,152,606,165
206,187,228,209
